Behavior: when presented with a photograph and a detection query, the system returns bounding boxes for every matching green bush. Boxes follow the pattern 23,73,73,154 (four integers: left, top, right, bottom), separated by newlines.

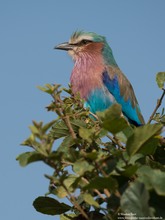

17,72,165,220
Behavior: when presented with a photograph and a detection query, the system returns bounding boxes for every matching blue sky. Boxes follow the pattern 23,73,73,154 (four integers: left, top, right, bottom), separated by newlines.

1,1,165,219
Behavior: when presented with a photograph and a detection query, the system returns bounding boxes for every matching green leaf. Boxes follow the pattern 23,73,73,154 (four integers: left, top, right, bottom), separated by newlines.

121,181,154,217
126,123,163,156
57,138,79,163
63,175,77,191
121,164,139,177
53,186,68,198
73,159,94,175
79,127,95,143
160,115,165,124
83,176,118,192
137,165,165,196
58,135,76,152
82,193,99,208
97,104,130,134
54,175,77,198
156,72,165,89
115,126,134,143
128,153,144,165
16,152,44,167
42,120,56,133
82,150,98,160
70,119,87,129
37,84,61,94
37,85,52,94
29,124,40,136
49,120,69,139
21,134,35,147
33,196,71,215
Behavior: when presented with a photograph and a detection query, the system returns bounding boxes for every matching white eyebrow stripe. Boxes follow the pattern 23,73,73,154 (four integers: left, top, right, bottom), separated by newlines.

69,35,93,44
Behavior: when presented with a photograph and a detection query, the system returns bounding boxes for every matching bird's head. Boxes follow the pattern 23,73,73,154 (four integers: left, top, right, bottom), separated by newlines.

55,31,108,60
55,31,117,66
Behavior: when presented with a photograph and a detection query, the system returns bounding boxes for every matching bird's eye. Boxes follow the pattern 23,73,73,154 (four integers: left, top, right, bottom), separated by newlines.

80,39,92,45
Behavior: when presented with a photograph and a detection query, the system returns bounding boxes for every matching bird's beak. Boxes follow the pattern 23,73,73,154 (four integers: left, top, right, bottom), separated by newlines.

54,42,74,51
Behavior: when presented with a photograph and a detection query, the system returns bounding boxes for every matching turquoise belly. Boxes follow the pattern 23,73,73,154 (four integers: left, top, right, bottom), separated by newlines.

84,88,115,113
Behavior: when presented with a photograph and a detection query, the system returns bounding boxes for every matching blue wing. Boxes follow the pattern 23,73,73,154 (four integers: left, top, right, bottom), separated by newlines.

102,69,145,126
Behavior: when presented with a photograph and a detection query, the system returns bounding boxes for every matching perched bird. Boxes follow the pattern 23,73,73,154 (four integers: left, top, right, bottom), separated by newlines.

55,31,145,126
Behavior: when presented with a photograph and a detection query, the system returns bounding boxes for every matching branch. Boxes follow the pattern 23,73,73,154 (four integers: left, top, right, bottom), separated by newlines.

148,88,165,124
45,158,89,220
106,134,124,149
52,93,77,140
63,115,77,139
81,177,106,201
63,185,90,220
89,111,99,120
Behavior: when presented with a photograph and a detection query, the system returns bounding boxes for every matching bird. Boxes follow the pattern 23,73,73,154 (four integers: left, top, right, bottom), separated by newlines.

55,31,145,126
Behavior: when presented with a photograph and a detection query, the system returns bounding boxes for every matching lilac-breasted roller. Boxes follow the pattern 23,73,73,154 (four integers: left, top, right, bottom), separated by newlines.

55,31,145,126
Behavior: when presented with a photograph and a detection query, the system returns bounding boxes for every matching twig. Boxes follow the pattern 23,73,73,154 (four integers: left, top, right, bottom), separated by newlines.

94,162,111,198
63,115,77,139
148,88,165,124
81,177,106,200
89,111,99,120
104,189,111,197
106,134,124,149
52,93,77,140
62,184,89,220
45,159,89,220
